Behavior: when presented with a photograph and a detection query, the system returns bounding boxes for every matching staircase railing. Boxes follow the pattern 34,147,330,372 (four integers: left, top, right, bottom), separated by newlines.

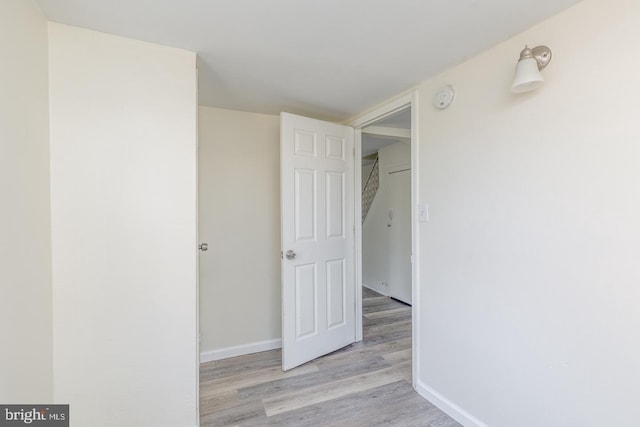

361,156,379,223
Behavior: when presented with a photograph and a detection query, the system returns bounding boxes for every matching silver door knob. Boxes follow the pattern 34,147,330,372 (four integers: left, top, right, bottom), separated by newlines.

285,250,296,260
199,243,208,251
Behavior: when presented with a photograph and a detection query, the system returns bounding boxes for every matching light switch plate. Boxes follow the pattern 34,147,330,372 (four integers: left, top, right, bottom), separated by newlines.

418,204,429,222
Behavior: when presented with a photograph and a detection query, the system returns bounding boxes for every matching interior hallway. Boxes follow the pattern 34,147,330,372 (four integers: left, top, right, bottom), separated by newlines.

199,288,460,426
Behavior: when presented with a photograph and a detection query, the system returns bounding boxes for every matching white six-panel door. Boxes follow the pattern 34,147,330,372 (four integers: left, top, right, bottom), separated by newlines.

281,113,355,371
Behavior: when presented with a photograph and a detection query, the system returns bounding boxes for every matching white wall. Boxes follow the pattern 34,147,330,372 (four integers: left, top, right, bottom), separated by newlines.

48,24,198,426
0,0,52,402
415,0,640,425
362,142,410,297
198,106,281,360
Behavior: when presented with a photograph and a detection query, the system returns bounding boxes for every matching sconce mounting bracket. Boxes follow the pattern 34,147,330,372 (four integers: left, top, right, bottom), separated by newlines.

520,45,552,71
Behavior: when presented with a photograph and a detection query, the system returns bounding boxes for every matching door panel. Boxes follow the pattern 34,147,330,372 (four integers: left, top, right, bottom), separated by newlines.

281,113,355,371
326,258,346,329
326,172,345,239
295,263,318,339
295,169,316,241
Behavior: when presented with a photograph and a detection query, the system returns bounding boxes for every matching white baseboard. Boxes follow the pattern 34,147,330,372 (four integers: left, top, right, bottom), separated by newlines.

200,338,282,363
363,283,390,297
416,380,488,427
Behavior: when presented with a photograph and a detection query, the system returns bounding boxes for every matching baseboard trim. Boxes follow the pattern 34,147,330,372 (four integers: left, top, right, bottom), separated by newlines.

416,380,488,427
362,283,390,297
200,338,282,363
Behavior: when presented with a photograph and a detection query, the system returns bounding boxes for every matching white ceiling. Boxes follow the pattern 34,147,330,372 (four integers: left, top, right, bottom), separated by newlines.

34,0,581,121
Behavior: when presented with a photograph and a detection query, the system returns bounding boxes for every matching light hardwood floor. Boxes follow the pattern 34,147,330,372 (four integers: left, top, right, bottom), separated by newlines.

200,288,461,426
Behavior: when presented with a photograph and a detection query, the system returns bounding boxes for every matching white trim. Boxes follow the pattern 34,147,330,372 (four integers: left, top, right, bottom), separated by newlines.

362,126,411,140
354,127,364,342
416,380,489,427
195,66,201,427
349,91,417,128
347,90,420,386
199,339,282,363
409,92,420,389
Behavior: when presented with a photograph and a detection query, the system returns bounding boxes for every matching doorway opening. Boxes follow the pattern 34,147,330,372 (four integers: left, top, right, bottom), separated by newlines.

350,92,418,386
361,108,412,304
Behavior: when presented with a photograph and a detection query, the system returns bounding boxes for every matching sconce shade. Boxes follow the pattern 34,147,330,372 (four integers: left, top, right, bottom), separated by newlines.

511,45,551,93
511,57,544,93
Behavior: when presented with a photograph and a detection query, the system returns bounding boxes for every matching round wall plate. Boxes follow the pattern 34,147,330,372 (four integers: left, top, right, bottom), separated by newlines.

433,85,455,110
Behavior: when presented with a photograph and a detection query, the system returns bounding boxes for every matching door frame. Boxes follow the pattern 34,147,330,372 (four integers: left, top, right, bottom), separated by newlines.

348,90,420,387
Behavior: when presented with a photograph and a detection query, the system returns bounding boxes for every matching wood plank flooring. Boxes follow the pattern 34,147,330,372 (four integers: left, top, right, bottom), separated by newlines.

200,288,461,426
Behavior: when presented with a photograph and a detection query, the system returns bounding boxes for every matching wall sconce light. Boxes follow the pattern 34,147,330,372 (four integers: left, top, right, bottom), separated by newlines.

511,45,552,93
